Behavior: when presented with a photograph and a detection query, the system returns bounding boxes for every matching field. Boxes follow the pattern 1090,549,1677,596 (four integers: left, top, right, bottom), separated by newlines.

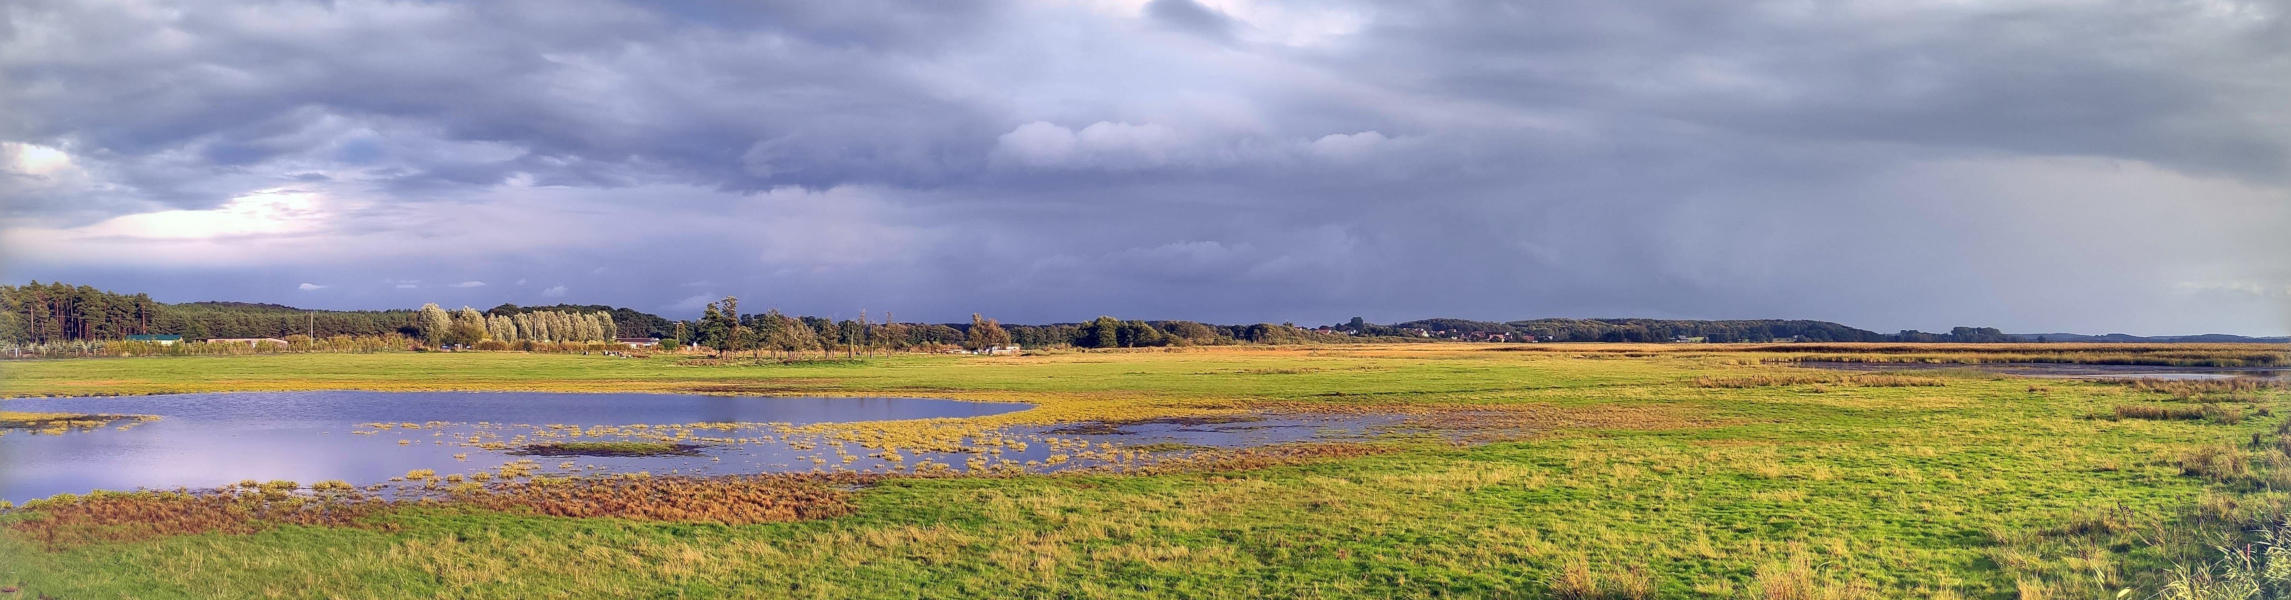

2,343,2288,598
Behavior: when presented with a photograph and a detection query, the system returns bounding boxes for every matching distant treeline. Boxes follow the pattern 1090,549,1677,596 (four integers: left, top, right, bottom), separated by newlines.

672,297,1354,356
995,318,1348,348
8,281,2278,350
0,283,1358,352
1,282,417,343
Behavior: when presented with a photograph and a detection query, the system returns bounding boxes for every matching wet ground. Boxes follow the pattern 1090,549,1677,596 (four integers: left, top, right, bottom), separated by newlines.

0,391,1396,502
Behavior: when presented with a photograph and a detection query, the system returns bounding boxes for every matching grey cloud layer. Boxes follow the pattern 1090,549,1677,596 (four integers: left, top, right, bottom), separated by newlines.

2,0,2286,334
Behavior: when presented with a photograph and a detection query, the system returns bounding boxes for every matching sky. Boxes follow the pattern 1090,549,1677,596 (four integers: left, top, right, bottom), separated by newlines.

1,0,2288,335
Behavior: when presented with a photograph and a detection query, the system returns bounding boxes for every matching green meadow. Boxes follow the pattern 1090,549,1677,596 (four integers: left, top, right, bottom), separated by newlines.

2,344,2286,598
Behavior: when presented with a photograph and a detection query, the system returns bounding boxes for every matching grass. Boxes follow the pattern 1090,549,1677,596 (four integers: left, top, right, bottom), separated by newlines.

1,343,2288,597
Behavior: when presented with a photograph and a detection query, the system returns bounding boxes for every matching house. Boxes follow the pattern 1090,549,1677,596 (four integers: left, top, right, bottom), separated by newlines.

125,334,181,346
208,337,289,347
615,337,662,347
978,344,1021,356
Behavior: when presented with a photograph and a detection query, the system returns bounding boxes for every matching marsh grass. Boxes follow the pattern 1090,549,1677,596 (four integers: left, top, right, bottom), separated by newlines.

8,481,385,549
456,475,858,524
8,475,861,550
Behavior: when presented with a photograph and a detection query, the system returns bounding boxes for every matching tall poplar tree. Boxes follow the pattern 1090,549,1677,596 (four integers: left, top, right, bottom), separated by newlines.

418,303,450,347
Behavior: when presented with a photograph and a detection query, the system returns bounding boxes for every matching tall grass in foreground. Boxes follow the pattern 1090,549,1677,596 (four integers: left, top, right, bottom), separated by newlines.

2148,416,2291,599
2159,520,2291,600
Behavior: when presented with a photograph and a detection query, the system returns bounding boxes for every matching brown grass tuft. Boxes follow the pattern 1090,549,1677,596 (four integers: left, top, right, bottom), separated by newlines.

1549,560,1656,600
1695,374,1944,389
2177,445,2250,481
1751,554,1874,600
2119,377,2285,401
2114,404,2244,423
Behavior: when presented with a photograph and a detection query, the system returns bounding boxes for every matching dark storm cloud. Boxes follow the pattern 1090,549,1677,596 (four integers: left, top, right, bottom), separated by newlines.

1145,0,1240,41
2,0,2286,335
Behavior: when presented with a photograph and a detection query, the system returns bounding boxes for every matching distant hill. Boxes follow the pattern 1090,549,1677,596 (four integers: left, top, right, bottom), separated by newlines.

1350,317,2288,344
1369,318,1888,343
2008,332,2291,344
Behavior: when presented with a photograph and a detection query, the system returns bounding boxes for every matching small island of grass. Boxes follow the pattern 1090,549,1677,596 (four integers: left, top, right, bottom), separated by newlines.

508,441,705,457
0,411,157,434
